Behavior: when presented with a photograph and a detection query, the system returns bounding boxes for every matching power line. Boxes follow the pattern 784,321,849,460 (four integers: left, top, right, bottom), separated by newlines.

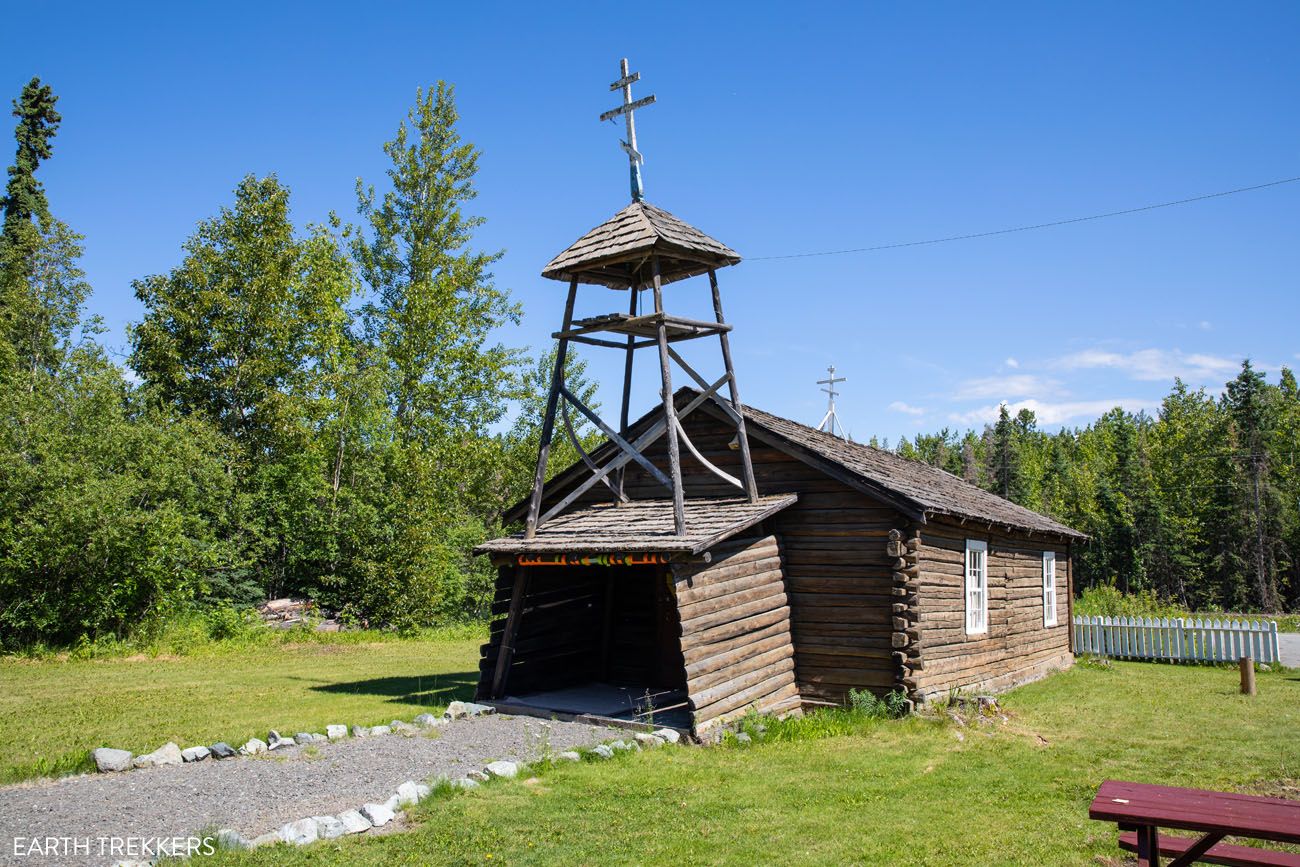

748,175,1300,261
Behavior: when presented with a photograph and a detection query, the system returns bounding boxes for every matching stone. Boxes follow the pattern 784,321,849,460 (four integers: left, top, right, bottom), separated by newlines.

591,744,614,759
326,724,348,740
312,815,347,840
484,760,519,779
734,732,752,745
450,777,479,789
634,732,662,749
396,780,422,806
652,728,681,744
93,748,133,773
295,732,325,745
133,742,183,768
413,713,438,727
391,721,418,736
383,794,401,813
351,725,369,738
181,745,211,763
249,831,281,848
611,740,635,752
279,818,318,846
415,783,431,801
337,809,372,834
215,828,249,850
209,742,236,759
555,751,581,762
466,769,490,782
444,701,495,720
360,802,395,827
267,730,295,750
240,738,268,756
369,725,391,737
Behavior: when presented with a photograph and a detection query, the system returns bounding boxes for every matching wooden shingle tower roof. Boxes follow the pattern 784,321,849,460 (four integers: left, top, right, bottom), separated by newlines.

541,200,741,289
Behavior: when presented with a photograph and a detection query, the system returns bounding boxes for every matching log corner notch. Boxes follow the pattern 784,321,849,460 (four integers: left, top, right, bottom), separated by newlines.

888,527,921,711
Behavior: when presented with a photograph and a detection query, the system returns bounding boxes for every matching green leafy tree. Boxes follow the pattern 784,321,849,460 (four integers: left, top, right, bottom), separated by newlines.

130,176,360,597
0,77,63,377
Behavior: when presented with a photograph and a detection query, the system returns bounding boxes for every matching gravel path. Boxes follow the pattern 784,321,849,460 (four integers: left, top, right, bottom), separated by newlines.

0,715,619,866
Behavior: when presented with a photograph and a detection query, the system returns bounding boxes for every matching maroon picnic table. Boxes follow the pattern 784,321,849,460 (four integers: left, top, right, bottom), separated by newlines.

1090,780,1300,866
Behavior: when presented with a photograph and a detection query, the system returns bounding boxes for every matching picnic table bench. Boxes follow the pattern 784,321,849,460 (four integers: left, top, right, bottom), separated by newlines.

1090,780,1300,866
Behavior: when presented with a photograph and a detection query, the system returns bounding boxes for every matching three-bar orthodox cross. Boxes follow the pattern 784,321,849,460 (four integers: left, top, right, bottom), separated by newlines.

600,58,656,201
817,365,848,439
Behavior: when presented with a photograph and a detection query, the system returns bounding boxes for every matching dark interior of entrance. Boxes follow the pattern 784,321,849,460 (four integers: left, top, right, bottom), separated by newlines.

492,563,690,727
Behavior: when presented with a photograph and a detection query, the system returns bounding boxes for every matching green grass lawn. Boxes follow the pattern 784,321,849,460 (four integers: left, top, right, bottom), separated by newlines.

198,660,1299,867
0,635,483,783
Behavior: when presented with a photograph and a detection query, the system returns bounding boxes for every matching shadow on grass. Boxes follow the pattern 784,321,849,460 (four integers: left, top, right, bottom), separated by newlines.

307,671,479,707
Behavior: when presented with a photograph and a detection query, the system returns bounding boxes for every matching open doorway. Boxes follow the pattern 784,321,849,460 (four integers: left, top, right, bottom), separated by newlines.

484,562,690,728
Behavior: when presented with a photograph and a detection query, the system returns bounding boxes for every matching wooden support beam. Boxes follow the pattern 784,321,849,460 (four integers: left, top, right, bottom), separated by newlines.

523,279,578,538
491,566,529,698
561,386,673,490
710,270,759,502
674,416,744,490
615,286,639,503
536,384,725,526
560,401,627,503
652,256,686,535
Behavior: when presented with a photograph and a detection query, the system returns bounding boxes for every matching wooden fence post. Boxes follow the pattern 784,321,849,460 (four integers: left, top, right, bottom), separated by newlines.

1240,656,1256,696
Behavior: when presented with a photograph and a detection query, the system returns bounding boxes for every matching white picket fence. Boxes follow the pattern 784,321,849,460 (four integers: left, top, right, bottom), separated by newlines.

1072,615,1280,664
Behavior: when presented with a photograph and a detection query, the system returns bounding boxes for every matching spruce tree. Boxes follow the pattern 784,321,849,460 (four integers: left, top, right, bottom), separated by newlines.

0,77,63,376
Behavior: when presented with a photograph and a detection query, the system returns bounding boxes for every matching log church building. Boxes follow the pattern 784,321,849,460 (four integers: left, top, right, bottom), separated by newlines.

474,60,1085,737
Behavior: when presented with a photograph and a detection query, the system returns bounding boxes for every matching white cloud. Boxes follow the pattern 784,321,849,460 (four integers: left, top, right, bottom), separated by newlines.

1004,357,1019,368
948,397,1158,427
888,401,927,417
1198,321,1212,331
953,374,1061,400
1052,348,1237,383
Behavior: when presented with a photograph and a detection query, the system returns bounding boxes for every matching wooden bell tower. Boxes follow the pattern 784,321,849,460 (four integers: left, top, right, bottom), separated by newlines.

523,58,758,539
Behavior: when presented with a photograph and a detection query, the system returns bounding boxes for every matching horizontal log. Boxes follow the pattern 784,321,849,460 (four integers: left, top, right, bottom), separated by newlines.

681,619,790,666
677,575,785,619
689,653,795,705
693,668,798,724
685,633,794,681
679,591,788,634
680,606,791,651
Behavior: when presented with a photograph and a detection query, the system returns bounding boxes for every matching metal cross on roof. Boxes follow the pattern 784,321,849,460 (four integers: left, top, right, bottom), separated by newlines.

599,58,656,202
816,365,848,440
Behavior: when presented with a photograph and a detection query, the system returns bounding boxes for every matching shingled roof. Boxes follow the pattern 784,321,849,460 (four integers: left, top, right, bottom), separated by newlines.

541,200,741,289
727,397,1086,539
476,495,797,556
501,390,1085,540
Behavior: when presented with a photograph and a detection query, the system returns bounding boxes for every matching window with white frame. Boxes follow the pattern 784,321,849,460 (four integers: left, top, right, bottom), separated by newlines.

1042,551,1057,627
965,539,988,635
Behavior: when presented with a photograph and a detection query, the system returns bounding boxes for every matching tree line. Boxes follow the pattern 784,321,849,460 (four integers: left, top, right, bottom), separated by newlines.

0,78,596,649
882,364,1299,613
1,77,1294,650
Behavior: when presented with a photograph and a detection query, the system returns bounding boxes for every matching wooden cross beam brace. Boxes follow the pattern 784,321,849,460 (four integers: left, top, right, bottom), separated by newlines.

560,386,673,490
666,346,743,425
537,381,727,527
560,400,628,503
674,416,744,491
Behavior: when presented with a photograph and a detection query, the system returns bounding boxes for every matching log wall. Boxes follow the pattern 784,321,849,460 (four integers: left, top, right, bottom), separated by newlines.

543,407,908,706
673,534,799,735
910,519,1073,701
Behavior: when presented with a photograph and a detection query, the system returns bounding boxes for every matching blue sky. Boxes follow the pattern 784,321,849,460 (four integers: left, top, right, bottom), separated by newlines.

6,1,1298,440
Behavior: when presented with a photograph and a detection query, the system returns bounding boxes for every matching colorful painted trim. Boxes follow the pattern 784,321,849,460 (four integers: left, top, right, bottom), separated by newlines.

516,553,669,567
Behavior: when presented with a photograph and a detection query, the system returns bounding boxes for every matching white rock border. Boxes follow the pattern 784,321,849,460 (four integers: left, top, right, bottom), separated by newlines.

210,723,689,852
